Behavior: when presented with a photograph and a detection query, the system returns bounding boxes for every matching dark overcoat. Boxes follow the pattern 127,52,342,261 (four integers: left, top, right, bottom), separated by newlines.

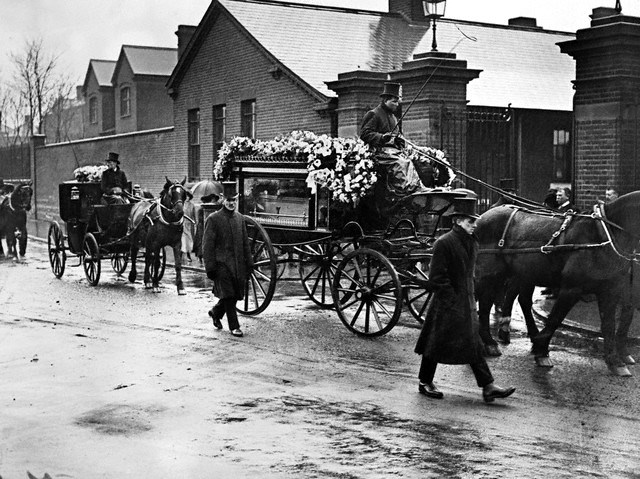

202,207,253,300
101,167,128,194
359,104,400,148
414,225,485,364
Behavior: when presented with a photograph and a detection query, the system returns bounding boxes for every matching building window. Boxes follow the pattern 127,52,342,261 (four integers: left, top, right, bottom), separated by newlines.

241,99,256,138
89,97,98,124
213,104,226,161
188,108,200,181
553,129,571,181
120,87,131,117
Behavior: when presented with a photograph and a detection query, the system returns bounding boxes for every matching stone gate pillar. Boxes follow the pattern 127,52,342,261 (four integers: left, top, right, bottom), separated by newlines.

559,7,640,209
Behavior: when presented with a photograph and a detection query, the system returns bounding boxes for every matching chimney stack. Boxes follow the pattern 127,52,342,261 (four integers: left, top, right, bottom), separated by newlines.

176,25,197,59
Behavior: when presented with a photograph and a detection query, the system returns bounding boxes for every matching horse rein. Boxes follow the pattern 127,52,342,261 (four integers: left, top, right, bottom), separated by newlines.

593,203,639,262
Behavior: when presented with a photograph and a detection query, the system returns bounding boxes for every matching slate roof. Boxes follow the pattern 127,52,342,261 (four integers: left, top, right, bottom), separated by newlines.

217,0,576,111
82,59,116,92
117,45,178,79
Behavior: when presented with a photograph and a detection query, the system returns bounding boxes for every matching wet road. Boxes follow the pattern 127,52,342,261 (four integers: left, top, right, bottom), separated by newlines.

1,241,640,478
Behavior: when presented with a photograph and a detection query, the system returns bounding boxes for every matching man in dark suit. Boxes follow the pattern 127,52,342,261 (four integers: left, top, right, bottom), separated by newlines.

101,152,129,204
556,187,577,213
360,81,405,150
203,181,254,337
414,197,516,402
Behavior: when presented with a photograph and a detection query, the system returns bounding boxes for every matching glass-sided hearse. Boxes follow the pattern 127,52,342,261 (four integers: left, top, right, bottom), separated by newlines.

231,154,466,336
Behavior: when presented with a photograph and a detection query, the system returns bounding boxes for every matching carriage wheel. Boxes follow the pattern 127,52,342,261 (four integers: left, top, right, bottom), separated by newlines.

239,216,277,316
47,221,66,278
148,247,167,281
332,248,403,337
274,246,289,280
296,239,356,308
404,259,434,324
82,233,101,286
111,252,129,275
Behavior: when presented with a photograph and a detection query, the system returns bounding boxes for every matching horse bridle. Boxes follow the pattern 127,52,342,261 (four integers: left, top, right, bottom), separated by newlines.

156,183,186,226
593,203,640,263
6,187,31,212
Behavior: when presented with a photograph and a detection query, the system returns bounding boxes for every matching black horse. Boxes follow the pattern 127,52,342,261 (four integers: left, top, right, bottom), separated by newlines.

128,177,189,294
475,192,640,376
0,181,33,260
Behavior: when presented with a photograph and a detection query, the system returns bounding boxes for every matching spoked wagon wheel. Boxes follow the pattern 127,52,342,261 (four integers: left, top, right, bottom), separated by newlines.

47,221,66,278
404,259,434,324
148,247,166,281
239,216,277,316
111,252,129,275
296,239,356,308
332,248,403,337
82,233,101,286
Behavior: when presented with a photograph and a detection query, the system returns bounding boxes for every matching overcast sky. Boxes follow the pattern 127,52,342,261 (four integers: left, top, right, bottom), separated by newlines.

1,0,640,88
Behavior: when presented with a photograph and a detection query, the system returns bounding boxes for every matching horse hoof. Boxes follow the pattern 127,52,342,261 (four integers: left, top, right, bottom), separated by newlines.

497,329,510,345
484,344,502,357
622,355,636,365
610,365,632,377
145,282,153,289
178,289,186,296
535,356,554,368
152,286,161,293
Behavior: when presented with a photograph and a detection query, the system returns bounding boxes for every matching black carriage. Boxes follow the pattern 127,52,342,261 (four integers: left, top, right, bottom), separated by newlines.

230,154,466,336
47,181,166,285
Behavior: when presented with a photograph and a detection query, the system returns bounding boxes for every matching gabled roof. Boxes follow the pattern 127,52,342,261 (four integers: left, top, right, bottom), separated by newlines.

82,59,116,93
171,0,577,111
112,45,178,83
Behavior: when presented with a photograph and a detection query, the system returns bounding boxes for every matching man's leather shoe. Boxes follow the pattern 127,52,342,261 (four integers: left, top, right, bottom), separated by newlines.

418,382,444,399
208,310,223,329
483,384,516,403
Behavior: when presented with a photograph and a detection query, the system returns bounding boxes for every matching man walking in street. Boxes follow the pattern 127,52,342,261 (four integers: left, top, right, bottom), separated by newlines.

203,181,253,337
414,197,516,402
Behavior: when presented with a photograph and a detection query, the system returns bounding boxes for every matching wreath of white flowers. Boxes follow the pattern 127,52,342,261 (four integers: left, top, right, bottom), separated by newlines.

73,165,108,183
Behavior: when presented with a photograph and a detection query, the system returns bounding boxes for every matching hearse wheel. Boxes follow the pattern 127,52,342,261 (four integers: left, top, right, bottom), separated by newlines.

332,248,403,337
82,233,101,286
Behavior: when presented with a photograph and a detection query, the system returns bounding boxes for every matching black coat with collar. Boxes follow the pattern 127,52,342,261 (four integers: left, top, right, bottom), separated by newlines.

414,225,485,364
359,103,400,148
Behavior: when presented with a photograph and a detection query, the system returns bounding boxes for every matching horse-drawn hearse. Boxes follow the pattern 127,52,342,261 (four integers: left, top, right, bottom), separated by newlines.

214,131,466,337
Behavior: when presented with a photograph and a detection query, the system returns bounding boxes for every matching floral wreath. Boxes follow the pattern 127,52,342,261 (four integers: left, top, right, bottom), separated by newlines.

73,164,108,183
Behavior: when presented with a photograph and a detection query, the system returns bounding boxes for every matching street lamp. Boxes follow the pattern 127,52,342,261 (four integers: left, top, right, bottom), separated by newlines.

422,0,447,52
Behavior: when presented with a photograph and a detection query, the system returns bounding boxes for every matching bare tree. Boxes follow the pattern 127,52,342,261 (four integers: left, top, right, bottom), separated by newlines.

10,38,60,136
45,77,79,143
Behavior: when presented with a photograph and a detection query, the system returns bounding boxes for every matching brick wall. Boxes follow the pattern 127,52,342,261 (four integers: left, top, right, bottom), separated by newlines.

171,11,332,180
137,78,174,131
30,127,175,237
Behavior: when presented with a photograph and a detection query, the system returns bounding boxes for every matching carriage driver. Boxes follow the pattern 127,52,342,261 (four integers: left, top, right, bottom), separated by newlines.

101,152,129,205
414,197,516,402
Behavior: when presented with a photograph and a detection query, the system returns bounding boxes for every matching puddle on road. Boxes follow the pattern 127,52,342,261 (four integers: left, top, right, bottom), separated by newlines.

75,403,164,436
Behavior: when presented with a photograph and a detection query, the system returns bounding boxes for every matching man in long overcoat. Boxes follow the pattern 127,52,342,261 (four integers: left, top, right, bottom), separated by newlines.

203,181,253,337
414,197,516,402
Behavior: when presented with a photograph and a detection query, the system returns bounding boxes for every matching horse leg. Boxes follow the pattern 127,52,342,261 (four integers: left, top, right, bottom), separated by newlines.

497,279,519,345
174,242,185,295
6,230,17,261
597,291,631,377
531,287,580,368
128,243,139,283
476,277,501,356
18,225,28,257
517,284,539,341
616,300,636,366
143,249,154,290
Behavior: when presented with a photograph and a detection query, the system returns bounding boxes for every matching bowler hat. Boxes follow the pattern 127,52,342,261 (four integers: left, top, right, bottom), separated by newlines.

380,82,402,99
222,181,239,200
446,197,480,220
107,152,120,164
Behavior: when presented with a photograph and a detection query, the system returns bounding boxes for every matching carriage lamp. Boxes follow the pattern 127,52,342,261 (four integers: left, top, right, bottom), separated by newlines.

422,0,447,52
70,186,80,201
133,184,142,197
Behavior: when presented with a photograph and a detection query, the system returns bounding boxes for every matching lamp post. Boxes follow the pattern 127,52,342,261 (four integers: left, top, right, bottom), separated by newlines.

422,0,447,52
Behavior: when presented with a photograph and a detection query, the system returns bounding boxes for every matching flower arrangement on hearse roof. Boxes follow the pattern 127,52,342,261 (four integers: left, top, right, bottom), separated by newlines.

73,164,108,183
213,130,454,205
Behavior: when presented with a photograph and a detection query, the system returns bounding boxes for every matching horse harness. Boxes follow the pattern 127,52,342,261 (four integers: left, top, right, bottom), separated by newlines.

480,204,638,262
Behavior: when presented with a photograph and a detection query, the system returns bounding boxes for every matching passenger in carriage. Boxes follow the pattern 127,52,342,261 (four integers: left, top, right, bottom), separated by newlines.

101,152,129,205
414,198,516,402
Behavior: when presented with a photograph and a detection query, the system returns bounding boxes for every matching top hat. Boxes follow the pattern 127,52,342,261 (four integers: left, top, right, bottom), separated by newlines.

107,152,120,164
221,181,239,200
380,82,402,99
446,197,480,220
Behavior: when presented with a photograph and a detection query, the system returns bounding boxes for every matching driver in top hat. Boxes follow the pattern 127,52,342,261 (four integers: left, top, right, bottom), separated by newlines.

101,152,129,204
360,81,405,150
414,197,516,403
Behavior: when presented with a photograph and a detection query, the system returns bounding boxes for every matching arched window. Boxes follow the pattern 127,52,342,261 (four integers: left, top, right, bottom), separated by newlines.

120,86,131,117
89,96,98,124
